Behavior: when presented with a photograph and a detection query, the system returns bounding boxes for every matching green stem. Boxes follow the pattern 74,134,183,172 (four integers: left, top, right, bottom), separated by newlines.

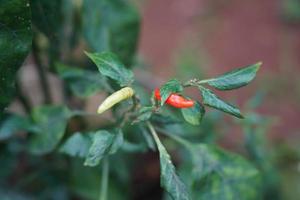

183,78,211,87
99,158,109,200
146,121,160,145
154,126,190,148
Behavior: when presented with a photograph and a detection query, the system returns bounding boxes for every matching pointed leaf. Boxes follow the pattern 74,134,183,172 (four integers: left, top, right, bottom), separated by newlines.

205,62,261,90
56,63,106,97
59,133,92,158
132,106,153,124
86,51,134,87
0,114,32,140
84,131,114,167
109,129,124,154
82,0,140,66
184,143,262,200
160,79,183,105
84,129,123,167
28,106,72,155
200,87,243,118
152,131,190,200
181,101,205,125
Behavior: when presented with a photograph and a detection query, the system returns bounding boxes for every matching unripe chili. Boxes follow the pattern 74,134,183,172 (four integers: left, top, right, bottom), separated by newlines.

154,88,194,108
97,87,135,114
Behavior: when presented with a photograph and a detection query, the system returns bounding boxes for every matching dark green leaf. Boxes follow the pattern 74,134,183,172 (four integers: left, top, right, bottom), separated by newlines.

121,140,147,153
0,0,32,111
83,0,140,66
84,130,123,167
59,133,92,158
109,129,124,154
181,101,205,125
132,106,153,124
30,0,63,65
204,62,261,90
56,63,106,98
160,79,183,105
184,143,261,200
139,124,156,151
200,87,243,118
30,0,62,39
84,131,114,167
152,130,190,200
28,106,72,155
85,51,134,87
0,114,32,140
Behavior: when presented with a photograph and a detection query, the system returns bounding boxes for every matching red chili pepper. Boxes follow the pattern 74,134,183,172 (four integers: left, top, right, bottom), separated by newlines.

154,88,195,108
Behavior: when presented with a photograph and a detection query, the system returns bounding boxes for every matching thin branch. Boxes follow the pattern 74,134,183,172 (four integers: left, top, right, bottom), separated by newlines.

99,158,109,200
146,121,161,146
155,127,190,147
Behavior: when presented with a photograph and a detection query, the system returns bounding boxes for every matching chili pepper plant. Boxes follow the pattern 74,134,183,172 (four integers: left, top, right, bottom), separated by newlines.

0,0,270,199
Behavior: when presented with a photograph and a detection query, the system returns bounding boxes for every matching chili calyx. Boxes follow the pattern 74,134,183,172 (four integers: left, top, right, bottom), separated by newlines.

154,88,195,108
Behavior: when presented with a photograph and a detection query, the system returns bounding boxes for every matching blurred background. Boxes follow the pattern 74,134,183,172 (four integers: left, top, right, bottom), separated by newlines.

136,1,300,197
2,0,300,199
138,0,300,140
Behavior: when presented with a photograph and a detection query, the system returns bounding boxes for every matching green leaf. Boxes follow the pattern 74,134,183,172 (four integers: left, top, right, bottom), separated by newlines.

30,0,63,66
151,127,190,200
85,51,134,87
30,0,62,39
204,62,261,90
109,129,124,154
0,114,32,140
82,0,140,66
181,101,205,125
185,143,262,200
132,106,153,124
59,133,92,158
200,87,243,118
121,140,147,153
139,124,156,151
28,106,72,155
56,63,106,98
84,130,123,167
0,0,32,111
160,79,183,105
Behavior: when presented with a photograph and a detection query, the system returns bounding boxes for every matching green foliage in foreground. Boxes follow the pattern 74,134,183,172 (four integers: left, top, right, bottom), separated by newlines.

0,0,279,200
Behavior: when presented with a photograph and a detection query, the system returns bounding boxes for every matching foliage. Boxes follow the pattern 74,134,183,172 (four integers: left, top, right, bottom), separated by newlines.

0,1,279,200
0,0,32,113
282,0,300,22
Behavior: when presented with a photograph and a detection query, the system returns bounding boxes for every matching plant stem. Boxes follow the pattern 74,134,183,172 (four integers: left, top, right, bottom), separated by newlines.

99,158,109,200
146,122,161,147
183,78,211,87
32,38,52,104
153,126,190,147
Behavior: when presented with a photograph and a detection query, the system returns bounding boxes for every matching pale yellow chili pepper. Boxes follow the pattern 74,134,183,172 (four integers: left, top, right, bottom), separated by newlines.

97,87,135,114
